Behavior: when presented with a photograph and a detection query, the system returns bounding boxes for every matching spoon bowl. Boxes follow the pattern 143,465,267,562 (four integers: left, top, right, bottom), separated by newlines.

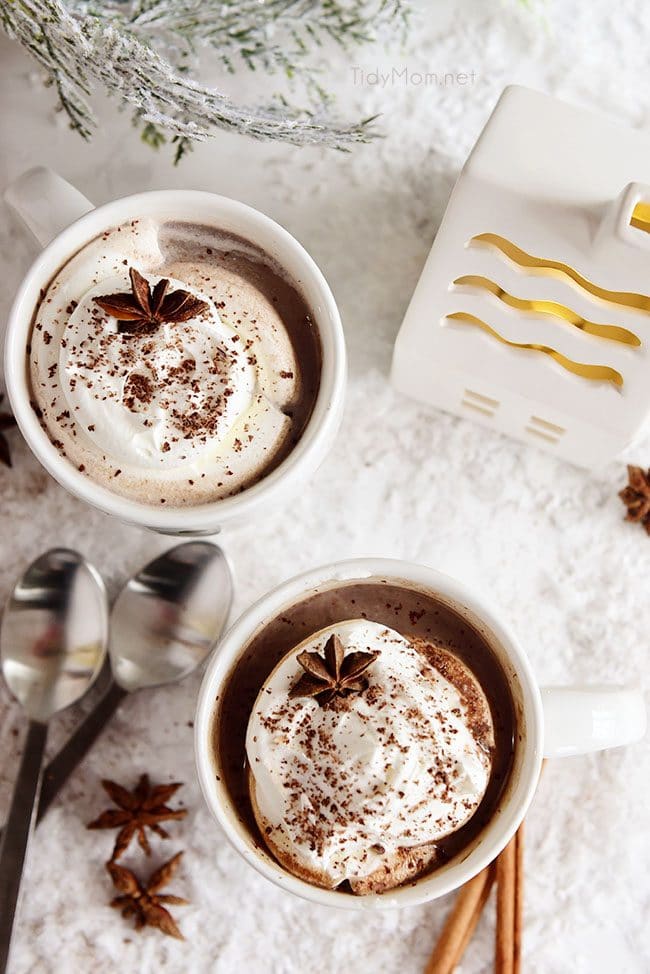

0,548,108,972
1,548,108,720
34,540,233,823
110,541,233,692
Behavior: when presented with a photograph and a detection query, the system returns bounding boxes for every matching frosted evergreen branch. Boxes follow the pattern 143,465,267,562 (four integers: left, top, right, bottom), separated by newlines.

70,0,409,107
1,0,409,155
1,0,96,138
71,1,407,58
136,0,409,103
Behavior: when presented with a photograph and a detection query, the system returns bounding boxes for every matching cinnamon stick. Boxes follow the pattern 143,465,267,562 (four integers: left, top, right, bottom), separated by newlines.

424,864,495,974
456,863,496,960
513,823,524,973
495,831,518,973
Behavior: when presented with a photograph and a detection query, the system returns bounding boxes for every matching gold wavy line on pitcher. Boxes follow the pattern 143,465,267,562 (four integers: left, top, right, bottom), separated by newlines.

452,275,641,346
630,202,650,233
469,233,650,314
446,312,624,387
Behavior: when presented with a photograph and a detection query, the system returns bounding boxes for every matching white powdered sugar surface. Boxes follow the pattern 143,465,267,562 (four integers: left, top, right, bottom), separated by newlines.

1,1,649,971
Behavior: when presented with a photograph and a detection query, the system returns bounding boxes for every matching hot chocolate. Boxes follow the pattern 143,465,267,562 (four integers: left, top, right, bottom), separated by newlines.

212,577,516,895
28,219,321,507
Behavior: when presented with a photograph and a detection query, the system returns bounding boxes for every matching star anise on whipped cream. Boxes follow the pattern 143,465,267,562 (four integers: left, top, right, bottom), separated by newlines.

619,464,650,533
94,266,209,337
289,633,379,706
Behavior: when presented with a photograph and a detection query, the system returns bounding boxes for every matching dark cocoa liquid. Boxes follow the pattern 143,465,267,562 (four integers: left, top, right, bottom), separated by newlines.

211,577,517,887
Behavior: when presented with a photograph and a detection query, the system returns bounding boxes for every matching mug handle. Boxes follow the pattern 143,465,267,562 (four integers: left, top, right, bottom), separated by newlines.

4,167,94,248
541,686,646,758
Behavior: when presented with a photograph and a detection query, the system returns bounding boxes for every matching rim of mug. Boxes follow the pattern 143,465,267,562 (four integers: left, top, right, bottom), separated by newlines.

4,190,346,531
194,557,544,910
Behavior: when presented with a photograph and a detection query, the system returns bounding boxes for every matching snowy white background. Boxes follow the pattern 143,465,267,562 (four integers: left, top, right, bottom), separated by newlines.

1,1,649,971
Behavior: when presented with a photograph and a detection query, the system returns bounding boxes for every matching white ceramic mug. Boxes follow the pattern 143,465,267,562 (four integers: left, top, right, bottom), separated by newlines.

3,167,346,534
195,558,646,909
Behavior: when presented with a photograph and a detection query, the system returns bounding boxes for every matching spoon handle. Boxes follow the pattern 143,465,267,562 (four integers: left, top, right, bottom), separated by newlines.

37,680,128,823
0,719,48,973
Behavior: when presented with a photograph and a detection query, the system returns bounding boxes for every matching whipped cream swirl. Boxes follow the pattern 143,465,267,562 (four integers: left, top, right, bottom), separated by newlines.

61,274,255,467
246,619,493,890
28,218,317,506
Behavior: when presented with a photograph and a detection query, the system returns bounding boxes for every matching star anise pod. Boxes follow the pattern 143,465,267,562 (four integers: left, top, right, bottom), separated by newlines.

0,395,17,468
87,774,187,860
94,266,209,337
107,852,188,940
619,464,650,534
288,633,379,706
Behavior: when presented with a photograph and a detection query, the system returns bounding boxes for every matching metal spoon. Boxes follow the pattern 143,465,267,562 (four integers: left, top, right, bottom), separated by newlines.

0,549,108,972
35,541,233,822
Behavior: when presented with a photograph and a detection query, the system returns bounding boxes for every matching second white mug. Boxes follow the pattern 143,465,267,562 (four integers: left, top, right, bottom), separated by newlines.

195,558,646,909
